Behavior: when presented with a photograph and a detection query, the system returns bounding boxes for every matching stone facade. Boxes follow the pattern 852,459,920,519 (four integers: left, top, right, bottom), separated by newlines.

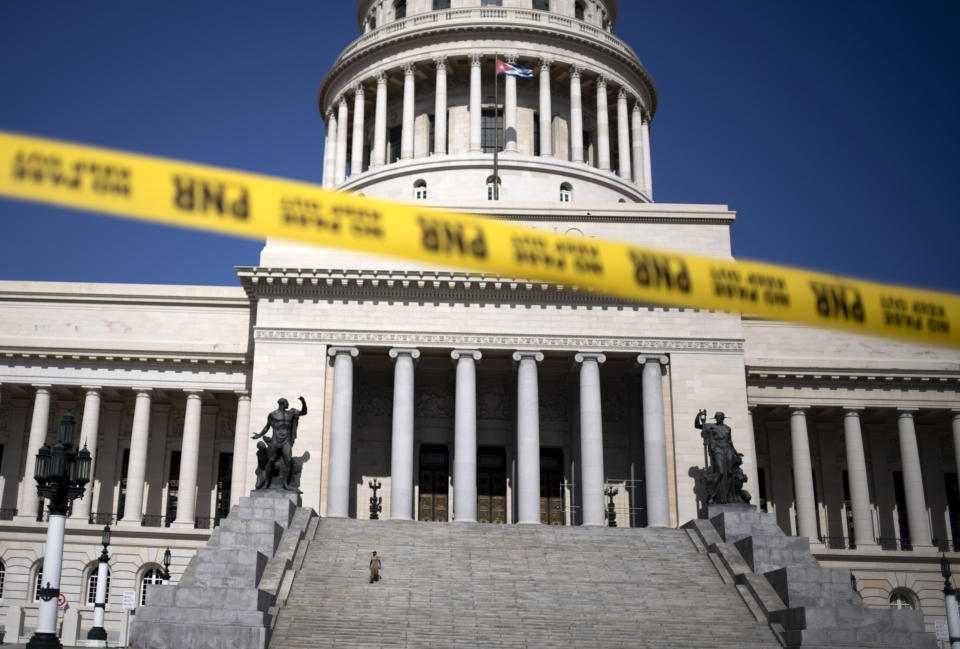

1,0,959,643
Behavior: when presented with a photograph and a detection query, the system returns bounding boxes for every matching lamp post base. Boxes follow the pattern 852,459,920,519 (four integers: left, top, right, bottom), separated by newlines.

26,631,62,649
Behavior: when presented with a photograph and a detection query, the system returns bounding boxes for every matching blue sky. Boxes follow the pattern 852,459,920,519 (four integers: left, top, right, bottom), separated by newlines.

1,1,958,292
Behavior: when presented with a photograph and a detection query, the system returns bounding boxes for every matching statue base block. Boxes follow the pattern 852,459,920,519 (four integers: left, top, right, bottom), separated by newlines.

128,490,317,649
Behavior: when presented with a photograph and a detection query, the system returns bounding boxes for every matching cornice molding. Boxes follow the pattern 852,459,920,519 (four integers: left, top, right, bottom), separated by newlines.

746,367,960,387
254,327,743,354
0,348,251,369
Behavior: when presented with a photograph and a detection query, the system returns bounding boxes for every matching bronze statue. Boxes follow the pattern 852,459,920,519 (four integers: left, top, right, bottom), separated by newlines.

252,396,307,491
695,409,751,505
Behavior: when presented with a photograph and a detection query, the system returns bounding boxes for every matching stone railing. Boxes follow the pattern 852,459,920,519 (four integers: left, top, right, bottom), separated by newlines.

337,8,638,65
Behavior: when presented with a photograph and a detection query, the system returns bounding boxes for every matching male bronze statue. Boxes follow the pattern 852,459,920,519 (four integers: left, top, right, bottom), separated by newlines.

695,409,751,505
252,396,307,491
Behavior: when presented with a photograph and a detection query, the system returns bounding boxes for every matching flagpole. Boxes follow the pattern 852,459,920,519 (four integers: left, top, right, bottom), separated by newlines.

493,55,499,200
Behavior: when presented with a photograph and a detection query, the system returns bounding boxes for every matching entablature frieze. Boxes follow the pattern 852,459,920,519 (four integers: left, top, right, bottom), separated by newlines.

0,348,250,369
253,327,744,354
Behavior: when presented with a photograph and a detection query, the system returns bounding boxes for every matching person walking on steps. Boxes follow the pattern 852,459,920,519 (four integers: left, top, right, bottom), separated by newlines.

369,551,382,583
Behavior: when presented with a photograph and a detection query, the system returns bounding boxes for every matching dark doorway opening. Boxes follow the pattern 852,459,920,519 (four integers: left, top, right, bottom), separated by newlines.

418,445,449,522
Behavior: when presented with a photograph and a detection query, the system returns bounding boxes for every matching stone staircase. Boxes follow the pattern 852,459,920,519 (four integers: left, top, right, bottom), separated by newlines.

269,518,780,649
683,505,937,649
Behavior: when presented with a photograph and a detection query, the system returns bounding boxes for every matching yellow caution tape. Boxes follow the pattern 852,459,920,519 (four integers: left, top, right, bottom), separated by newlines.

1,130,958,349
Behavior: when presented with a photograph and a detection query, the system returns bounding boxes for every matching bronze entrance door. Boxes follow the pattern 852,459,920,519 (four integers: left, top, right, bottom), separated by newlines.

418,445,449,522
477,447,506,524
540,448,565,525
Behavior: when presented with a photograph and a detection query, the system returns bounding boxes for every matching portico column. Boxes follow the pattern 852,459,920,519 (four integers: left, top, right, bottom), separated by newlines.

401,63,416,160
335,97,349,183
72,387,102,520
452,349,482,522
630,101,644,188
513,351,544,524
17,385,51,521
172,390,203,528
327,347,359,518
569,66,584,163
504,55,519,152
372,72,388,168
616,88,631,180
595,76,610,170
433,57,447,155
389,348,420,520
229,392,252,506
843,408,877,548
322,111,336,187
639,355,670,527
953,410,960,487
641,113,653,197
897,409,932,547
469,54,483,152
351,84,366,176
576,353,606,526
538,59,553,157
120,389,152,525
789,406,818,540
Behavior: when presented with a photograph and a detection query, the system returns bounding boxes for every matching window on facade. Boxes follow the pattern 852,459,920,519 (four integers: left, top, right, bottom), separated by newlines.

414,180,427,200
481,109,503,153
140,568,164,606
889,588,917,610
215,452,233,523
486,176,502,201
0,560,5,599
574,1,585,20
116,448,129,520
394,0,406,19
389,125,402,163
559,183,572,202
86,565,111,605
533,0,549,10
433,0,450,9
533,112,541,157
481,0,503,6
33,561,44,602
166,450,180,526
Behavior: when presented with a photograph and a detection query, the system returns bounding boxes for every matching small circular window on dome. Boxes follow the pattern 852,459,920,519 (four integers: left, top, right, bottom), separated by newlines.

888,587,918,610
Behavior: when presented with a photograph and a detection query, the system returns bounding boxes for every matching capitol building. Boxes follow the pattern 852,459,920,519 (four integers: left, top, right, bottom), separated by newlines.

1,0,959,645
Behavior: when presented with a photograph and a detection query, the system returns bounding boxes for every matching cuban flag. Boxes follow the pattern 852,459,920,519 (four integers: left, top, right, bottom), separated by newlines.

496,58,534,79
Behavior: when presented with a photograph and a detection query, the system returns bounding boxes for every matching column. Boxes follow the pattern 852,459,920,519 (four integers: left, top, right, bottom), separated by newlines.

843,408,877,548
17,385,51,521
334,97,349,183
789,407,818,540
469,54,483,152
952,410,960,487
897,409,932,547
513,351,544,524
373,72,388,168
630,101,643,188
576,353,606,526
351,84,365,175
569,66,584,163
538,59,553,157
503,55,518,152
433,57,447,155
639,356,670,527
595,76,610,170
641,113,653,197
322,111,335,188
326,347,359,517
452,349,482,522
172,390,203,528
389,348,420,520
616,88,631,180
120,389,152,525
401,63,416,160
72,387,102,521
229,392,252,506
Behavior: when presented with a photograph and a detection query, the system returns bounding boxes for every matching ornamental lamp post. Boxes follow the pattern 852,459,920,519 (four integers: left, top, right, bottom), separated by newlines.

86,526,111,646
27,412,92,649
941,553,960,649
162,548,172,585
